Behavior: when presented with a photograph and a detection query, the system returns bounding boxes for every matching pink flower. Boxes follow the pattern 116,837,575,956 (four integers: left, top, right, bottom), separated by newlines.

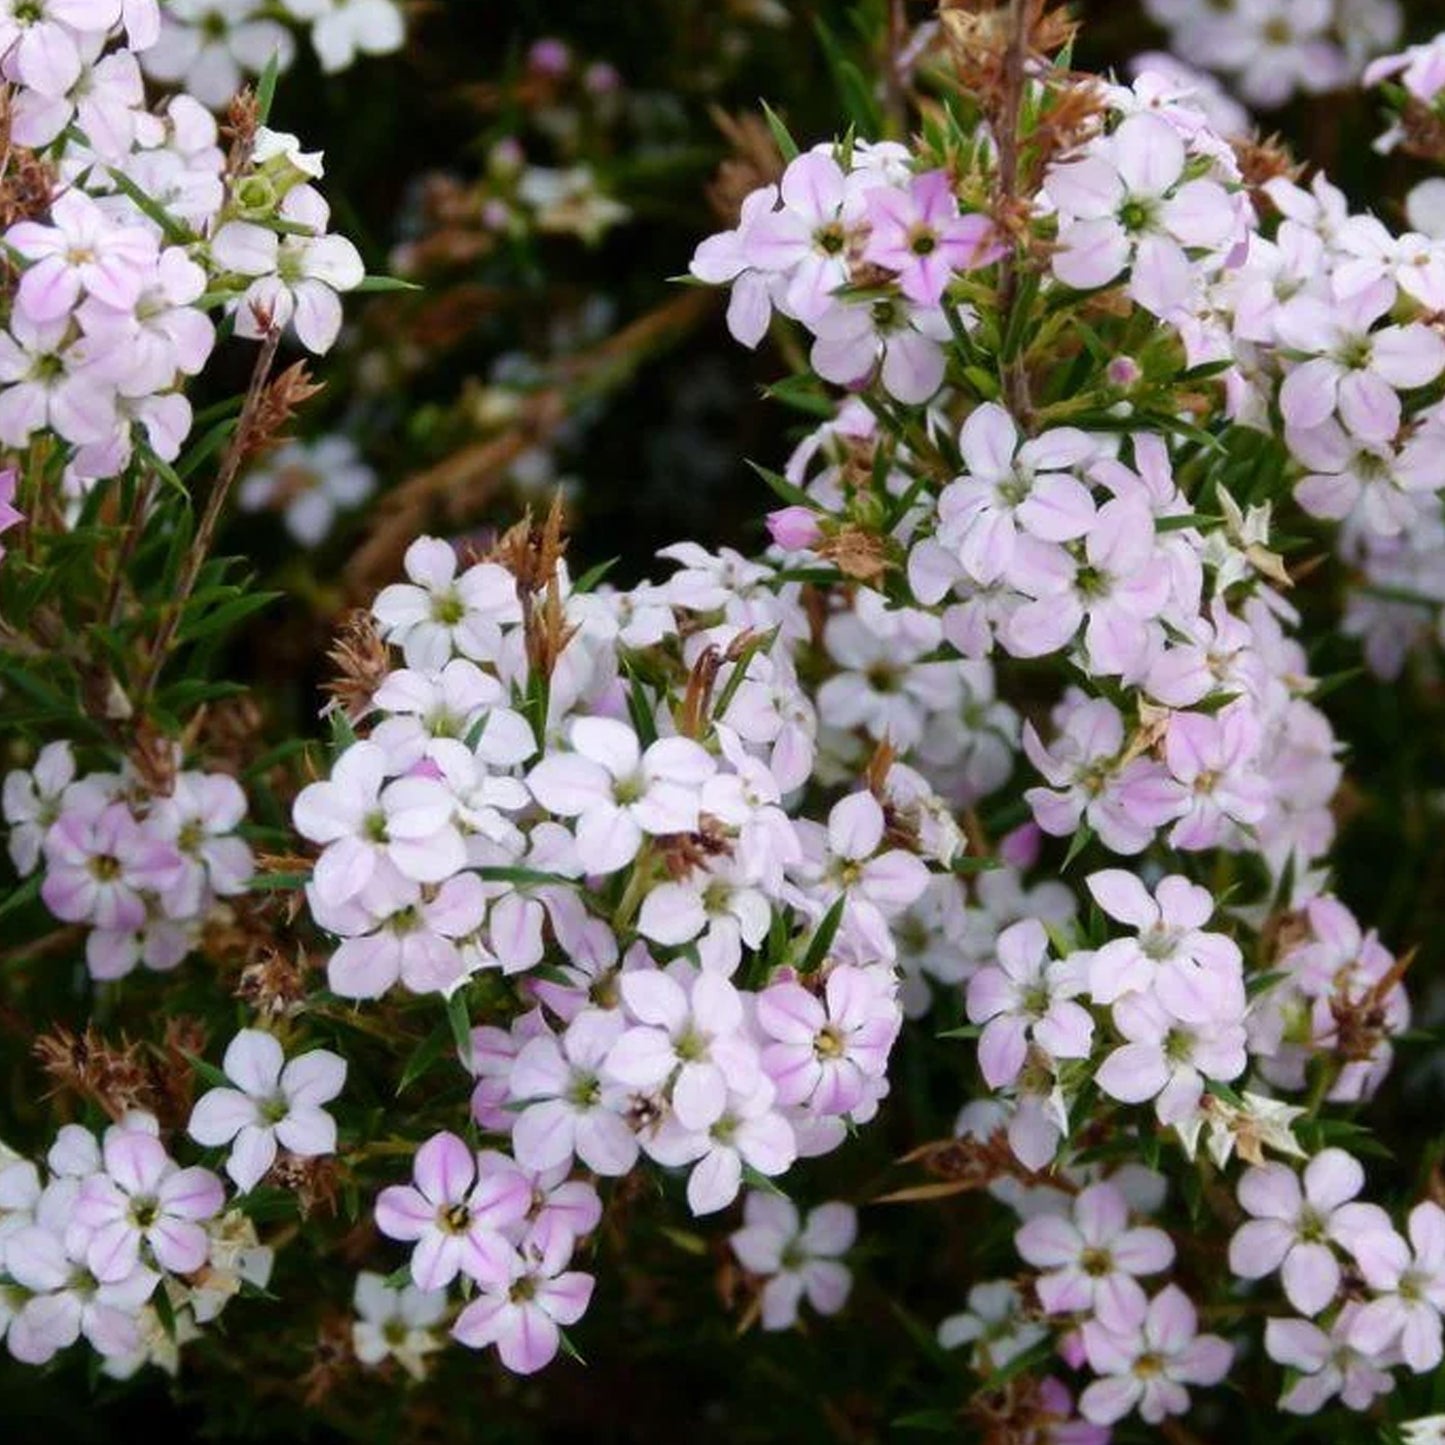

1024,698,1181,855
765,504,823,551
1016,1181,1174,1330
187,1029,346,1192
451,1233,594,1374
73,1123,223,1283
1265,1304,1395,1414
1228,1150,1391,1316
371,659,534,774
374,1132,529,1291
1094,991,1245,1125
744,151,867,322
1044,113,1237,317
861,170,1005,305
757,965,900,1114
510,1010,640,1176
605,965,760,1131
319,869,487,1000
9,190,155,323
729,1192,856,1330
1004,498,1171,676
1349,1201,1445,1371
145,770,254,916
689,184,782,348
211,187,364,354
1276,279,1445,444
797,790,930,963
40,800,181,932
1288,418,1437,538
473,1151,601,1258
1163,705,1270,850
645,1076,797,1215
935,402,1097,586
635,855,771,975
527,717,715,875
1085,869,1243,1018
0,310,118,448
5,1204,154,1365
292,739,466,906
965,919,1094,1089
809,294,951,405
0,0,124,98
1079,1285,1232,1424
4,742,80,877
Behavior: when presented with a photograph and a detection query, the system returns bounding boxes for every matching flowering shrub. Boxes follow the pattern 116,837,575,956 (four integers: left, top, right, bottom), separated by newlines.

6,2,1445,1442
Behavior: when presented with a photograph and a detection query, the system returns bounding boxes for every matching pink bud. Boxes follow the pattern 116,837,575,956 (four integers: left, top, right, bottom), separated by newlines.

1057,1327,1088,1371
584,62,622,96
1107,355,1142,387
766,505,822,551
999,821,1042,870
528,39,570,76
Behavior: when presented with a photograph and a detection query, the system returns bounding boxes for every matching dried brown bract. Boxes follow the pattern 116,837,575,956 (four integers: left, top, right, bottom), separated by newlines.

324,608,391,723
33,1025,157,1122
1395,96,1445,166
300,1315,354,1407
938,0,1079,109
237,941,313,1017
239,361,327,467
1330,947,1415,1064
967,1374,1078,1445
817,524,893,585
127,715,181,798
222,87,261,177
492,492,577,684
272,1152,341,1218
878,1123,1075,1202
705,106,786,226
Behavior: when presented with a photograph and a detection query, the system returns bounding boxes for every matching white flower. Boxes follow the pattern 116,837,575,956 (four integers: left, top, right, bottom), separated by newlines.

285,0,405,73
526,716,716,875
187,1029,346,1192
372,536,522,670
351,1271,446,1380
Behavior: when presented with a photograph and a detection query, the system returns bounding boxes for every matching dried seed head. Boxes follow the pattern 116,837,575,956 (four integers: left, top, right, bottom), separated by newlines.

33,1026,156,1122
240,361,326,466
705,106,786,225
1233,133,1303,197
324,608,392,724
817,525,893,585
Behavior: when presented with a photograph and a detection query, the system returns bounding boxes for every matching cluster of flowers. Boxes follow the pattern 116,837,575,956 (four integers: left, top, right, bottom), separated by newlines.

1298,29,1445,678
950,874,1429,1427
3,741,255,980
1142,0,1401,109
291,528,947,1371
1111,30,1445,682
0,1025,344,1376
0,1110,269,1373
143,0,405,108
687,48,1439,1432
690,141,1005,404
0,1,367,518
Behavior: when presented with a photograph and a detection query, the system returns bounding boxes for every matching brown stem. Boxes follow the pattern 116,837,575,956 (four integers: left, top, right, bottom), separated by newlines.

138,326,281,702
